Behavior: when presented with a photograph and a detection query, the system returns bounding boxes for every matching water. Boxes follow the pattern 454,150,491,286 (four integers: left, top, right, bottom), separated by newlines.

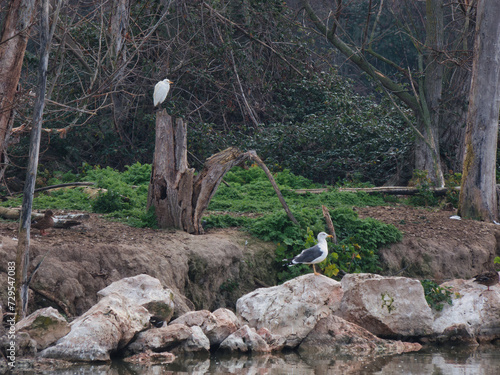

25,346,500,374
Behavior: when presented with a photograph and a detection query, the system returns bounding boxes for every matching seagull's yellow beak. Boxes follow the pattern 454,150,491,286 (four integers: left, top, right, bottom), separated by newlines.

326,234,334,238
169,80,174,84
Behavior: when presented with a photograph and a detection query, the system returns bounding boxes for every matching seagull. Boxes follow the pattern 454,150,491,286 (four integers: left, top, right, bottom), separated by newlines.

31,210,54,236
153,78,173,107
473,271,499,291
284,232,333,275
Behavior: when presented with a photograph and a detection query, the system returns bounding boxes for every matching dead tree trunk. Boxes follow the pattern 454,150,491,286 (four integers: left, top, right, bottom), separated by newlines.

148,111,297,234
15,0,52,320
458,0,500,221
0,0,39,181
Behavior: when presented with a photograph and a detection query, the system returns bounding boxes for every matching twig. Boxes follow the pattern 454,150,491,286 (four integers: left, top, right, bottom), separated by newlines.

249,151,298,225
322,205,338,244
30,286,72,318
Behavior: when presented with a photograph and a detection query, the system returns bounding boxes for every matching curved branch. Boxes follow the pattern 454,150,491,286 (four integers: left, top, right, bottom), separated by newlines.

299,0,420,114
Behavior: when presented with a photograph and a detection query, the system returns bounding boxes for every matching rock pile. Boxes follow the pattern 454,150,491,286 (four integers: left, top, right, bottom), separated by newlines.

3,272,499,364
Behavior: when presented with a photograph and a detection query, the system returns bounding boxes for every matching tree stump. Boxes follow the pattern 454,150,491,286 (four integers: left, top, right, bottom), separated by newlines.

148,111,297,234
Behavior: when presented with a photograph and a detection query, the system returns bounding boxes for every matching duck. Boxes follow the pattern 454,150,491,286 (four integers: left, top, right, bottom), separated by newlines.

31,210,54,236
473,271,499,291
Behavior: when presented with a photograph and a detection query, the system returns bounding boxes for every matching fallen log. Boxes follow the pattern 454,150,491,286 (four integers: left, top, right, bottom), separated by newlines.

293,186,460,196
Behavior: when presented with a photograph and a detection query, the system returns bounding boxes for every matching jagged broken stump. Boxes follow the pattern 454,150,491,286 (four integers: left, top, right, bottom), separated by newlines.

148,111,296,234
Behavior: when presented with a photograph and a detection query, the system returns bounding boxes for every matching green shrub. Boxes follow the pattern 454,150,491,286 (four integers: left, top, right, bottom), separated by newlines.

91,190,127,213
421,279,453,311
243,94,413,186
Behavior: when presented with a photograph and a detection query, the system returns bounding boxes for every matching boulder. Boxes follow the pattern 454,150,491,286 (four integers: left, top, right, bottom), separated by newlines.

431,278,500,343
0,331,37,357
210,308,240,346
39,293,149,362
236,274,343,348
338,273,433,338
219,325,270,353
299,313,422,356
180,325,210,353
170,308,240,347
169,310,215,330
256,327,286,351
97,274,175,322
15,307,70,350
125,323,194,355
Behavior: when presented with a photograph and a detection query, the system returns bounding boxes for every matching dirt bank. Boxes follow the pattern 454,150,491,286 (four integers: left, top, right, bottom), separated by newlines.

1,204,499,318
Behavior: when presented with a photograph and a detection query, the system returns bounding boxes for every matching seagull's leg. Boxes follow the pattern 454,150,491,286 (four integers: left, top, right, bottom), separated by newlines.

313,264,320,275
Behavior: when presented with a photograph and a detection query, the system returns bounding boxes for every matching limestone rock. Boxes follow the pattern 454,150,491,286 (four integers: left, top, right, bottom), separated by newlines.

256,327,286,351
431,278,500,343
97,274,175,323
180,325,210,352
210,308,240,346
299,313,422,356
15,307,70,350
339,273,433,338
170,308,240,347
125,323,193,355
0,331,37,357
236,274,343,348
40,293,149,361
170,310,215,330
219,325,270,352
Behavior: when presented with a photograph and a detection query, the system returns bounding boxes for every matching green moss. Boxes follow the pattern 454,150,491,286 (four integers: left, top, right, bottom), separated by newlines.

381,292,396,313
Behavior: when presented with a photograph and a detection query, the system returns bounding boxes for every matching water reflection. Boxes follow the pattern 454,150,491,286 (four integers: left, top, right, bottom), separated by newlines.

30,346,500,374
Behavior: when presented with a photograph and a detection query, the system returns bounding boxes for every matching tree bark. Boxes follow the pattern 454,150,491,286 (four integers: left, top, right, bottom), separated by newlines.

15,0,50,320
109,0,132,145
148,111,297,234
415,0,445,187
458,0,500,221
0,0,38,180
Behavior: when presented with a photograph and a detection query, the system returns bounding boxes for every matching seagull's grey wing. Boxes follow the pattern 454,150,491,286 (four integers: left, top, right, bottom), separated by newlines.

293,244,323,264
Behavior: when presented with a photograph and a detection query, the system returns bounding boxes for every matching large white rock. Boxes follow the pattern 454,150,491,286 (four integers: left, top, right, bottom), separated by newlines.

97,274,175,322
219,325,270,353
338,273,433,337
125,323,195,354
181,325,210,352
169,310,216,331
170,308,240,347
236,274,343,348
431,278,500,343
40,293,149,361
15,307,70,350
299,313,422,355
210,308,240,346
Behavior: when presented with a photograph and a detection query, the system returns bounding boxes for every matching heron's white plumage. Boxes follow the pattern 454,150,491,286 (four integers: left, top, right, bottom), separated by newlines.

154,78,173,106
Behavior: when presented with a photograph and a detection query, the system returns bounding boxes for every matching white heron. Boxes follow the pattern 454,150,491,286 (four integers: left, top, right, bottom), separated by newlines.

153,78,173,107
